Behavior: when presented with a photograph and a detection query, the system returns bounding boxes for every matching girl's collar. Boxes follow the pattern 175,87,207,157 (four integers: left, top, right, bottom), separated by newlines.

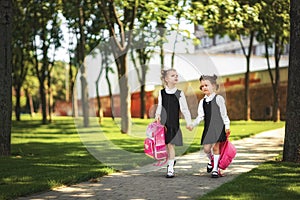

204,92,216,99
165,86,177,92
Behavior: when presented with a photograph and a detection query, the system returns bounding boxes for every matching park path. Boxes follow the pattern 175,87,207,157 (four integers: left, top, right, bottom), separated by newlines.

17,128,284,200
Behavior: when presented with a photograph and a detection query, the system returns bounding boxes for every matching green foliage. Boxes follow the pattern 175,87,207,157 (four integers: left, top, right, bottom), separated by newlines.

256,0,290,46
139,0,174,24
192,0,261,39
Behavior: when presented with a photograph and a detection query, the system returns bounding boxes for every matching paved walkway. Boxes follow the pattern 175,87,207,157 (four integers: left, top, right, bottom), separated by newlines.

18,128,285,200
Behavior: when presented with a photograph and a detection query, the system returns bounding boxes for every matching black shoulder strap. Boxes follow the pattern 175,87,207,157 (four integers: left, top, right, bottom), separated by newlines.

175,89,181,99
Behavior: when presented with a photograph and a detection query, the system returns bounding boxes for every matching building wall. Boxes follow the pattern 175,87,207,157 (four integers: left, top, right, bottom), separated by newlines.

55,91,155,118
169,67,288,120
185,67,288,120
55,67,288,121
224,83,287,120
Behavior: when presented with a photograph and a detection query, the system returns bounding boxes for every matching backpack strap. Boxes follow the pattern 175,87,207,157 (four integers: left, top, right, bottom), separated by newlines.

218,168,225,177
153,158,168,167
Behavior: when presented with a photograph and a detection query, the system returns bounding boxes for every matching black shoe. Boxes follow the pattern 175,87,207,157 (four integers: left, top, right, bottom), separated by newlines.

166,171,175,178
207,163,213,173
211,171,219,178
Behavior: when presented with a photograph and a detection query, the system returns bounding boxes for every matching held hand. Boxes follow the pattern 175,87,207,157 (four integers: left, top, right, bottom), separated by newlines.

155,115,161,123
226,129,231,137
186,125,193,131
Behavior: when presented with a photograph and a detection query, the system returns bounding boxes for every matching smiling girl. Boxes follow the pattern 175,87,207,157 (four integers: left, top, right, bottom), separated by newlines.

188,74,230,178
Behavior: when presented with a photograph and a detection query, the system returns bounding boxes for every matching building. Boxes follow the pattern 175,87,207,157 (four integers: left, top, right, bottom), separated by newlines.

54,53,288,121
194,25,290,56
55,24,289,120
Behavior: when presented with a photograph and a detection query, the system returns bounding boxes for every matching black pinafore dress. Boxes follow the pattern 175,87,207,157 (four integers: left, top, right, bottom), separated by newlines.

201,95,227,145
160,89,183,146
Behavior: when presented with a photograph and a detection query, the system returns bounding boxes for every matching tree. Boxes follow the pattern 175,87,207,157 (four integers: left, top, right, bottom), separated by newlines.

98,0,138,133
153,1,173,70
193,0,260,120
66,26,79,117
94,38,116,121
23,71,39,116
283,0,300,163
130,2,162,119
257,0,290,122
62,0,104,127
30,0,62,124
130,29,157,118
95,37,115,123
0,0,12,156
11,0,34,121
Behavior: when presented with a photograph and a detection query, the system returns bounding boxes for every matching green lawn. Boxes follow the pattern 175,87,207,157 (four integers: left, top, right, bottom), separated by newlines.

0,116,288,200
199,160,300,200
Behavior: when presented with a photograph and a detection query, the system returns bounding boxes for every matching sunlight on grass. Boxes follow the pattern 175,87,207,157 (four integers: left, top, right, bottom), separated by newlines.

3,176,33,184
47,179,65,188
199,161,300,200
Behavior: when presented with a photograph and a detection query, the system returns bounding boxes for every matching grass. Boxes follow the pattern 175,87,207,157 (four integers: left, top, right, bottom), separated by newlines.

198,160,300,200
0,115,287,200
1,116,114,200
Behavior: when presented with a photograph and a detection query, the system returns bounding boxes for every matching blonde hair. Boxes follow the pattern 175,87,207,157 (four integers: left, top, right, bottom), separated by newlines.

199,74,219,90
161,69,177,86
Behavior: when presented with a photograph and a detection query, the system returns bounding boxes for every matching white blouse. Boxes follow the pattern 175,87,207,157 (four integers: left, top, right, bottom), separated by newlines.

155,87,192,126
192,92,230,129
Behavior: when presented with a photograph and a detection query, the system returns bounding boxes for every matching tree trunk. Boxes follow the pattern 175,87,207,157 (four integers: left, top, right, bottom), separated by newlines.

69,62,78,117
140,84,146,119
118,54,131,133
273,35,281,122
72,82,78,117
39,31,49,124
68,54,74,104
0,0,12,156
39,78,47,124
105,65,114,120
273,64,280,122
283,0,300,162
241,32,254,121
79,5,89,127
25,89,35,117
96,83,101,122
80,64,89,127
14,87,21,121
158,25,165,71
130,49,147,119
47,72,52,122
244,66,250,121
95,67,103,123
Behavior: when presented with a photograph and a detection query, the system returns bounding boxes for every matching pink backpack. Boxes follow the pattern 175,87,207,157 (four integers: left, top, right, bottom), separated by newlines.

144,122,168,166
211,137,237,171
218,139,236,170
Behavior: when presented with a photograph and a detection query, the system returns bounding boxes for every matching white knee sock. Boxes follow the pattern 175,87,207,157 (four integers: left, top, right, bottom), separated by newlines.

168,159,174,172
213,154,220,171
